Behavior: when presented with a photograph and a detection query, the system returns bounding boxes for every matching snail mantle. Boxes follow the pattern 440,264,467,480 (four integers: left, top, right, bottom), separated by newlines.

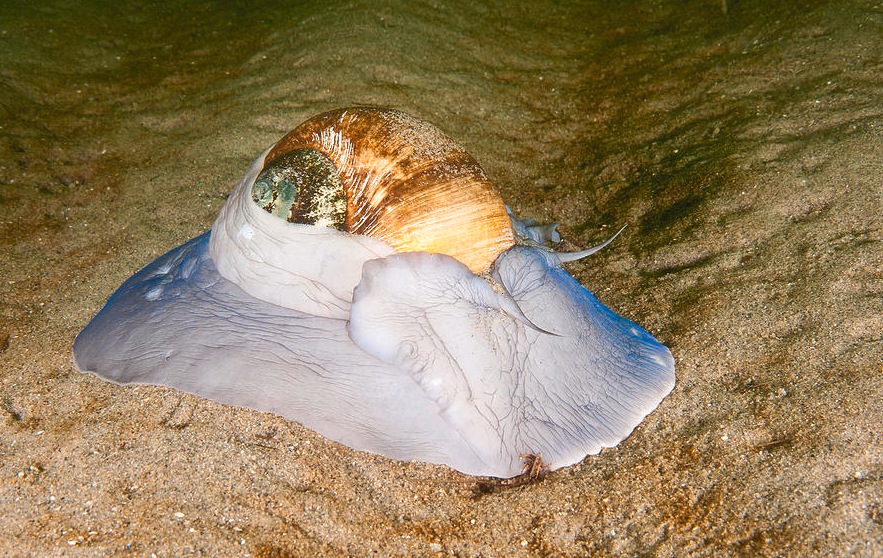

73,107,675,478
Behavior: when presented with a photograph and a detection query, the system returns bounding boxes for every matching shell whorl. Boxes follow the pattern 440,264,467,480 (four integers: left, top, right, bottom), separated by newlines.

257,107,515,273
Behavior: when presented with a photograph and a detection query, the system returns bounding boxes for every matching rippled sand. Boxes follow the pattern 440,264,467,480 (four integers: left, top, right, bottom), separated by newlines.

1,0,881,555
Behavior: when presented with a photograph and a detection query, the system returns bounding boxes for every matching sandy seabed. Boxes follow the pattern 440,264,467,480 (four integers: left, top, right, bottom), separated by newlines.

1,0,881,555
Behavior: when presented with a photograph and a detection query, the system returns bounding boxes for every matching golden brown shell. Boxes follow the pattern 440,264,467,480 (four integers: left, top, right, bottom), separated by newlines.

264,107,515,273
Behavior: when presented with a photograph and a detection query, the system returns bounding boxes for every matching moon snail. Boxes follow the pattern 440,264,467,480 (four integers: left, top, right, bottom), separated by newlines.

73,107,675,478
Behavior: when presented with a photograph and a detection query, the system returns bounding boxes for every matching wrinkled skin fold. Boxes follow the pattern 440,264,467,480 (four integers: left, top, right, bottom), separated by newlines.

73,223,675,478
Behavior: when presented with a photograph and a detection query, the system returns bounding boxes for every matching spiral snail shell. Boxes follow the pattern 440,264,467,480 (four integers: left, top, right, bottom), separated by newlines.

208,108,519,319
257,107,514,273
73,107,675,478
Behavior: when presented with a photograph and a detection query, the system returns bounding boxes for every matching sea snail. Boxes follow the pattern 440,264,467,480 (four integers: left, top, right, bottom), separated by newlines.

73,107,675,478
